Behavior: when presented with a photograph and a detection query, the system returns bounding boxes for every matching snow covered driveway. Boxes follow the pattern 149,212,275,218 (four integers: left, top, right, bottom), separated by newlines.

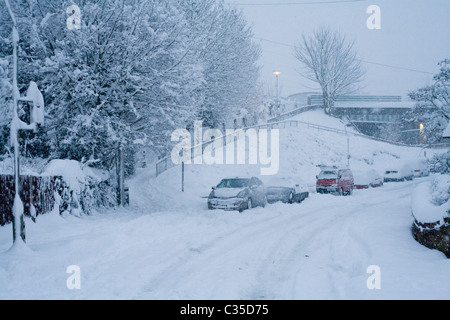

0,177,449,300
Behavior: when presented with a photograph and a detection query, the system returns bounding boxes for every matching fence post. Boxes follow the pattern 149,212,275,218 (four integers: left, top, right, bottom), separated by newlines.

182,162,185,193
116,145,125,206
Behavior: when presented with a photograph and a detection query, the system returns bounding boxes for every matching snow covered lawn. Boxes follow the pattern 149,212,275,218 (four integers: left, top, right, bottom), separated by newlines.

1,177,448,300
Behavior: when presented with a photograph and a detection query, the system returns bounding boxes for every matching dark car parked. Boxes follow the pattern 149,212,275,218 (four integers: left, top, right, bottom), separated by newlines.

266,183,309,204
208,177,267,213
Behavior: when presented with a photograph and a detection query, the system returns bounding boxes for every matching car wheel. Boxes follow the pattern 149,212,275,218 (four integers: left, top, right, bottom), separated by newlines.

288,192,294,204
247,198,253,210
349,186,354,196
339,188,344,196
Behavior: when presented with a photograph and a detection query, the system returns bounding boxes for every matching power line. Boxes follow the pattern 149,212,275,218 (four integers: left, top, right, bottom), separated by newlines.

230,0,369,6
356,59,435,75
255,37,436,75
256,37,294,48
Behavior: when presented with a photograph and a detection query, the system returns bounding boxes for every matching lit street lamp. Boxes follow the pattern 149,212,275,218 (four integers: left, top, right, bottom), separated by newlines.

420,123,425,144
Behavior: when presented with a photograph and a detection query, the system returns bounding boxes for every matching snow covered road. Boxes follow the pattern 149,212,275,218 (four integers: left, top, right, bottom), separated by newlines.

1,177,449,300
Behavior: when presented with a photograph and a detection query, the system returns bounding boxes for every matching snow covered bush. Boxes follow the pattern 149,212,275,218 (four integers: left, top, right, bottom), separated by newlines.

43,160,114,216
412,175,450,258
429,151,450,174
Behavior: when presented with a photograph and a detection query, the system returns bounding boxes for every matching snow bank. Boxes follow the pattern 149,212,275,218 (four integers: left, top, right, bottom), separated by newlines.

412,176,450,224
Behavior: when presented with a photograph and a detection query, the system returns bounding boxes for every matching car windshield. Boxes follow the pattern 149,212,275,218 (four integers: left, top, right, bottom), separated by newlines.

318,171,338,179
386,171,398,174
217,179,249,189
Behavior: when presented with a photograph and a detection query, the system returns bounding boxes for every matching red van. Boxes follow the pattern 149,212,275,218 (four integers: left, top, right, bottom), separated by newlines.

316,167,355,196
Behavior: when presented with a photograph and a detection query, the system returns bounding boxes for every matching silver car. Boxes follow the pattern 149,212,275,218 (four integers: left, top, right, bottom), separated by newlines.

208,177,267,213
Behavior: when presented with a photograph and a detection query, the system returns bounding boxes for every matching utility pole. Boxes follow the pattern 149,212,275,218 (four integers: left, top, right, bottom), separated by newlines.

117,145,125,206
347,135,350,168
345,126,350,168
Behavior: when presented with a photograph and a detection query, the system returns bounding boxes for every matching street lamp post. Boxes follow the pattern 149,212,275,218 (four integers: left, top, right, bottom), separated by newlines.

273,71,281,101
5,0,45,246
4,0,25,244
419,123,425,144
345,126,350,168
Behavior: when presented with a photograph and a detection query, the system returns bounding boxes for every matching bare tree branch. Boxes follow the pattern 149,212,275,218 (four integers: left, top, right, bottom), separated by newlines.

294,27,365,114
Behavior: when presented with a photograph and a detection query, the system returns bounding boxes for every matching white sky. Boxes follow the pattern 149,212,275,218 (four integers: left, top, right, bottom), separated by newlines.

227,0,450,98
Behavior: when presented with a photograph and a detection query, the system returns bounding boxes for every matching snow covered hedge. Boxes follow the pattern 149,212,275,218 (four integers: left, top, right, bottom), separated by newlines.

0,158,116,221
43,160,115,216
411,175,450,258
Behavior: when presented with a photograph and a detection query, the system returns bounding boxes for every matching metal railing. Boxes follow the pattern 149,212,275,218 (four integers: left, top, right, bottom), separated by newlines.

268,105,323,123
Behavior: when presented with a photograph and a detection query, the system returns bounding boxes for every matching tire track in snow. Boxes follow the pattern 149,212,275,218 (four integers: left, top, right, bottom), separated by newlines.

245,198,367,300
138,198,352,299
248,180,422,300
137,210,296,299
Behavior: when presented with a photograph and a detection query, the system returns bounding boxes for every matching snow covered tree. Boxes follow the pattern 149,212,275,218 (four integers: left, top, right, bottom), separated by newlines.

129,0,205,157
201,6,261,128
0,0,199,166
293,28,365,114
0,55,12,156
179,0,261,128
0,0,262,176
409,59,450,144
